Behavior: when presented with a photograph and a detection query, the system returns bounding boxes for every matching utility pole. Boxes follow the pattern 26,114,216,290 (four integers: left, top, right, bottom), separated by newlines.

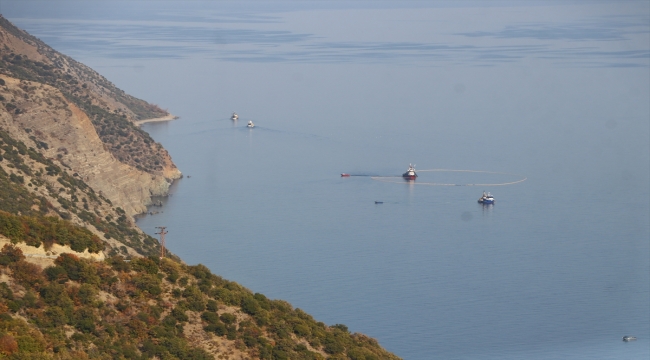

155,226,168,259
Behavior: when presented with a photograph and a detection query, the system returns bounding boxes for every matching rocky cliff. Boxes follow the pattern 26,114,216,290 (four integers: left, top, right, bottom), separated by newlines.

0,15,402,359
0,15,181,217
0,76,171,216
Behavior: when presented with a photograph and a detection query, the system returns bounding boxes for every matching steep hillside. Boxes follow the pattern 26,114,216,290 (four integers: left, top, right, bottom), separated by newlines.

0,243,401,359
0,15,181,211
0,128,164,259
0,15,401,360
0,75,173,217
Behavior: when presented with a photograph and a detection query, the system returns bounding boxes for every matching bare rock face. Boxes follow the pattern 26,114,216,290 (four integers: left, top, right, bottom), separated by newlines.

0,15,181,183
0,76,174,216
0,15,182,218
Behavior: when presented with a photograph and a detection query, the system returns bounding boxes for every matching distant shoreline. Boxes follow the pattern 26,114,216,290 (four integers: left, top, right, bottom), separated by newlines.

134,114,178,126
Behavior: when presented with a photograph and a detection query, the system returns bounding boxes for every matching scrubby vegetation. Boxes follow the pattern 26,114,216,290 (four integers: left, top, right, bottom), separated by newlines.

0,16,401,359
0,211,103,253
0,15,171,175
0,129,167,259
0,244,400,359
0,126,400,360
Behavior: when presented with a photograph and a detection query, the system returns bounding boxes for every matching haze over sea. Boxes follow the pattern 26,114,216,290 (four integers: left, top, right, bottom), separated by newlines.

5,1,649,358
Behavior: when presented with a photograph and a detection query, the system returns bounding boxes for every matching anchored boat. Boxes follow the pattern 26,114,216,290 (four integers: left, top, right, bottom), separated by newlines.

231,112,239,120
402,164,417,180
247,121,255,128
478,192,495,204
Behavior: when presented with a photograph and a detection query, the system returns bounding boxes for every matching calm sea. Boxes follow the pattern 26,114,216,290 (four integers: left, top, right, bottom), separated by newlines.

6,1,649,359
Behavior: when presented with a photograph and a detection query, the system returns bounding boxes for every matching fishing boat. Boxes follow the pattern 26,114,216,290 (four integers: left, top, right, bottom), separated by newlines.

402,164,417,180
478,192,495,204
231,112,239,120
341,173,350,177
247,121,255,128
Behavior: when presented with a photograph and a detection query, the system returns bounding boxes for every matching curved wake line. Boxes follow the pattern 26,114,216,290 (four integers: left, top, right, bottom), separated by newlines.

370,169,527,186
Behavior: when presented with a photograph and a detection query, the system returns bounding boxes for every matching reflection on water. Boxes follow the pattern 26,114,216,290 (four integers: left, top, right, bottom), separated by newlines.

480,202,494,217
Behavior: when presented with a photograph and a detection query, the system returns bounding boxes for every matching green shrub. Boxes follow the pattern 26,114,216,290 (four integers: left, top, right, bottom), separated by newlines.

294,323,311,337
131,274,162,296
241,296,261,316
0,244,24,265
171,306,188,322
0,282,14,300
219,312,236,325
206,299,218,312
55,253,100,285
0,213,25,241
44,306,68,327
10,260,45,288
200,311,219,325
16,334,45,353
107,255,131,272
44,265,67,283
130,257,159,274
323,333,345,354
204,323,226,336
77,284,97,304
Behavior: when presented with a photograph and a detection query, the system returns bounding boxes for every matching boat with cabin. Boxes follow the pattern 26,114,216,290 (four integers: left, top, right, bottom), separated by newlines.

478,192,495,204
231,112,239,120
402,164,417,180
247,121,255,128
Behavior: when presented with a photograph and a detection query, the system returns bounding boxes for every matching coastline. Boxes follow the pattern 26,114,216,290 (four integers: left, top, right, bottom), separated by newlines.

134,114,178,126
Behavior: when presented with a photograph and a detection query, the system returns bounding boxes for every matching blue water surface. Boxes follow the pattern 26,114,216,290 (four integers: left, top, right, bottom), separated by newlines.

4,1,649,359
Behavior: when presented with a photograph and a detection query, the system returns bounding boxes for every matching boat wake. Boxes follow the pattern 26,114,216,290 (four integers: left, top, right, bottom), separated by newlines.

369,169,527,186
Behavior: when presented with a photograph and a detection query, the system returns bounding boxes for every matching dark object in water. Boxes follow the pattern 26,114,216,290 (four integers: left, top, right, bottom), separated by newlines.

623,336,637,342
375,201,383,204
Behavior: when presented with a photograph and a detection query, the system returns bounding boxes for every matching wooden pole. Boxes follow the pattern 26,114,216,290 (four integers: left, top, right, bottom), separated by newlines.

155,226,167,259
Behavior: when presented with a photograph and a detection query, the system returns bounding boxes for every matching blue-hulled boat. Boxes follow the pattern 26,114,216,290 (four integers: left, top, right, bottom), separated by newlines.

478,192,495,204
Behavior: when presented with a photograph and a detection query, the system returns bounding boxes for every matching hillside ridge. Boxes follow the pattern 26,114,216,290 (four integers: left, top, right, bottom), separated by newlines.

0,15,401,360
0,14,181,218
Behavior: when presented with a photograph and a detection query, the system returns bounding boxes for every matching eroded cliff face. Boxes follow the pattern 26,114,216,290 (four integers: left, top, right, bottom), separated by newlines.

0,75,174,216
0,15,181,181
0,14,184,218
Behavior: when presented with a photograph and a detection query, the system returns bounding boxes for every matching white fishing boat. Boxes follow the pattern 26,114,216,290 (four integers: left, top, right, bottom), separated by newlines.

247,120,255,128
478,192,495,204
231,112,239,120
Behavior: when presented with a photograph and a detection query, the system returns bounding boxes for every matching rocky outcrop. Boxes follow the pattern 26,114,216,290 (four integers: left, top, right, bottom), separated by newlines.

0,15,181,180
0,15,168,122
0,75,175,216
0,14,183,218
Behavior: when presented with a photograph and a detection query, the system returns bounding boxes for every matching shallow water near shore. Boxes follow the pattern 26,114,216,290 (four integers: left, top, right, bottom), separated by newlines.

6,1,649,359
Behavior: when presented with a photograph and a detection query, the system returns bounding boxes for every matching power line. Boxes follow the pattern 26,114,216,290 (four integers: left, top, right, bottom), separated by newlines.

155,226,168,259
